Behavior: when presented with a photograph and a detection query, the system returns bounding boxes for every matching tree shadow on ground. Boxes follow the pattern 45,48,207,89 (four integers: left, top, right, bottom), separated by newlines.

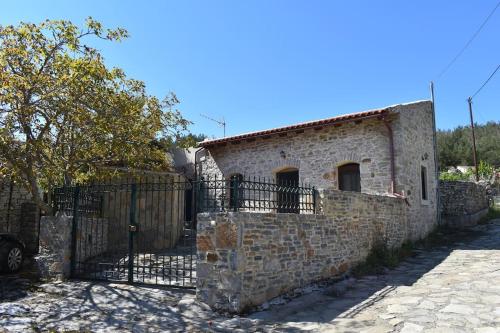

32,282,196,332
0,256,41,302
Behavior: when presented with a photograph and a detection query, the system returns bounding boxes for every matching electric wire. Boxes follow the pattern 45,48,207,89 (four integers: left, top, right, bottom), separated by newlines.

437,1,500,79
470,64,500,99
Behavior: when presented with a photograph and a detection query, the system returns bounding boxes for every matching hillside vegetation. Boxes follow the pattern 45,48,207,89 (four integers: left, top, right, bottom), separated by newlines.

437,121,500,169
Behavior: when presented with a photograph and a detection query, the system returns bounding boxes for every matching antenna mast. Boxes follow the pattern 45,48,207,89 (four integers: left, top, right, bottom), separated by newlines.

200,114,226,137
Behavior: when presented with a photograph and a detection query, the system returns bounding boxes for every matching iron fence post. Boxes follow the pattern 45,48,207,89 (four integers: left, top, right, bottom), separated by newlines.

312,186,317,214
70,186,80,277
128,183,137,283
191,180,197,230
233,176,239,212
196,179,201,214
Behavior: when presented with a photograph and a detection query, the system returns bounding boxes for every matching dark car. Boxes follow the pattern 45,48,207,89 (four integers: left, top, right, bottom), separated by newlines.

0,234,25,273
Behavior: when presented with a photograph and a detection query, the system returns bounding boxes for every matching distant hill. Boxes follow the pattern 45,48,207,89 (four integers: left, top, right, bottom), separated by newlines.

437,121,500,169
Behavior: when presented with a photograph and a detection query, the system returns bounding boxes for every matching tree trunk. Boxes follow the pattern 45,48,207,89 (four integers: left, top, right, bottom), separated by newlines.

23,165,54,216
28,177,53,216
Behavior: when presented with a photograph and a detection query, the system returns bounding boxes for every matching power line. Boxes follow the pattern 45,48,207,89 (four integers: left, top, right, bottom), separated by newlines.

471,64,500,99
437,1,500,79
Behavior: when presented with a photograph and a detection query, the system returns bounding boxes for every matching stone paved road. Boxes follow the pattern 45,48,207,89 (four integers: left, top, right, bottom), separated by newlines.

0,219,499,332
251,219,500,333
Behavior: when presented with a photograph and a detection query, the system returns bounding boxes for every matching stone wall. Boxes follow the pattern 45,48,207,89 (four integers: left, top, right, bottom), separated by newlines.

320,189,408,249
440,180,490,228
391,101,438,240
0,179,40,254
20,202,40,254
37,215,72,280
196,190,407,312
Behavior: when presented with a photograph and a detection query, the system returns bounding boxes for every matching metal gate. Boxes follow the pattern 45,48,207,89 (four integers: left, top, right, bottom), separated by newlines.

52,174,316,288
53,177,196,288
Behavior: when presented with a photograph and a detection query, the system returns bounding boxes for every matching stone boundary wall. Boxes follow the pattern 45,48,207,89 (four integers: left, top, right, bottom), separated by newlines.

196,190,407,312
439,180,490,228
319,189,408,249
0,179,40,254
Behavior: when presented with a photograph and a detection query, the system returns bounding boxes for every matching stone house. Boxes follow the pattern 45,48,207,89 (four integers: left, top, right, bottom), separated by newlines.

198,100,438,240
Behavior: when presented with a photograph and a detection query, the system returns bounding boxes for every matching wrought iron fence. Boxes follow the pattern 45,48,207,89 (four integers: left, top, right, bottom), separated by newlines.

197,175,317,214
52,176,317,217
53,186,103,217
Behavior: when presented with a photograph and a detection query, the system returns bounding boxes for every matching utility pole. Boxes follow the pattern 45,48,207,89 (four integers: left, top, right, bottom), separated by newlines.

467,97,479,181
430,81,441,225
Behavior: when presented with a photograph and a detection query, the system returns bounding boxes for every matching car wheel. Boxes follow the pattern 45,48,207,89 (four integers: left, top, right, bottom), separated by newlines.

0,242,24,273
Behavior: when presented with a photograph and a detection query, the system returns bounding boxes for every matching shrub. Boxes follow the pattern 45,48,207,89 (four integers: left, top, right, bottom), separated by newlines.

352,243,412,277
439,170,471,181
478,160,495,180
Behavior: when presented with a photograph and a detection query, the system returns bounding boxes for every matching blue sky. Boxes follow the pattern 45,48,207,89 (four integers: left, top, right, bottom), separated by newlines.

2,1,499,138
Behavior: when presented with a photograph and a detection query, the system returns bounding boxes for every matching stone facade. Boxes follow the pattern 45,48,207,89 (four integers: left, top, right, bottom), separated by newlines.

391,101,438,240
440,180,490,228
196,190,407,313
200,101,438,241
200,117,394,194
0,179,40,254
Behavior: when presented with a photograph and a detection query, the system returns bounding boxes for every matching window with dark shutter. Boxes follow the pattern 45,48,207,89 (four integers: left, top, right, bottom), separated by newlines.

276,169,299,213
338,163,361,192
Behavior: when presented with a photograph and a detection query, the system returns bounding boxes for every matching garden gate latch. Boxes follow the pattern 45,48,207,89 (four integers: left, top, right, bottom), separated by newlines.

129,225,137,232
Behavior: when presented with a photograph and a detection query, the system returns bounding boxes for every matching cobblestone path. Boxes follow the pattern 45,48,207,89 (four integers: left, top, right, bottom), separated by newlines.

0,219,499,332
251,219,500,333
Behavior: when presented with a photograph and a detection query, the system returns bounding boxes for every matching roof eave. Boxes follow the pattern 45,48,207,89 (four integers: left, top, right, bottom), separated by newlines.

199,109,393,148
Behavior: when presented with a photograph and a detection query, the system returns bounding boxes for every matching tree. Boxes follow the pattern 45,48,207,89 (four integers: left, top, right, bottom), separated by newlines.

0,18,190,213
437,122,500,169
156,133,208,149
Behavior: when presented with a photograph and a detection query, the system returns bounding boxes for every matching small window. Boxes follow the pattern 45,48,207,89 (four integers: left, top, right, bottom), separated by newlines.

421,166,428,201
229,174,244,209
338,163,361,192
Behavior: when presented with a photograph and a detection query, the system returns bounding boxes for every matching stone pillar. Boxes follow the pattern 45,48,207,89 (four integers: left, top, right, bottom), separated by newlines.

36,214,73,280
19,202,40,255
196,212,243,313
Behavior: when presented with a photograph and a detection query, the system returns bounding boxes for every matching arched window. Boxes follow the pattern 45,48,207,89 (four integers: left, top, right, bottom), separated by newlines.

229,174,244,209
338,163,361,192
